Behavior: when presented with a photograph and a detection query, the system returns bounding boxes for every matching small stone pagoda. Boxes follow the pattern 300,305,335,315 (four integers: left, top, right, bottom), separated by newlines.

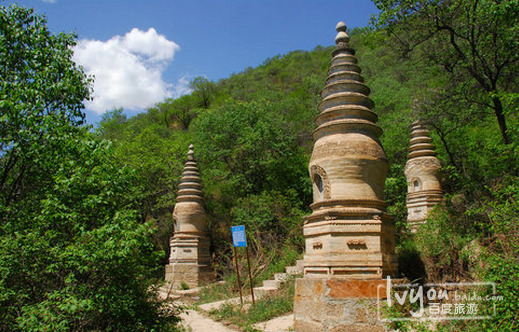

302,22,397,279
294,22,398,332
404,120,443,230
165,144,214,289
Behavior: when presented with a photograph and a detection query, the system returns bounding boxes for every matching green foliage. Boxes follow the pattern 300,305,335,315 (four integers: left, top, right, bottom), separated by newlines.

191,100,310,275
97,108,128,140
384,164,408,236
0,4,179,331
232,191,304,249
0,133,180,331
474,177,519,331
97,112,191,262
372,0,519,144
414,203,476,282
196,280,238,304
0,3,91,210
426,177,519,332
193,100,309,198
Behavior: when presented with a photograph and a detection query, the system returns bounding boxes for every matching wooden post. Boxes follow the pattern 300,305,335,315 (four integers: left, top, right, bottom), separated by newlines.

245,246,255,304
233,246,243,304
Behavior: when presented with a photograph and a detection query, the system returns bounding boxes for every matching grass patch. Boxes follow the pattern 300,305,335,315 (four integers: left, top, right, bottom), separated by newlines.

196,279,239,304
208,276,295,330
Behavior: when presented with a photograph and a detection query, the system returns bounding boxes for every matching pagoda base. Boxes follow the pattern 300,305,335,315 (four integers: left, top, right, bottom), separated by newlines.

302,209,398,279
293,278,393,332
165,233,214,289
164,263,215,289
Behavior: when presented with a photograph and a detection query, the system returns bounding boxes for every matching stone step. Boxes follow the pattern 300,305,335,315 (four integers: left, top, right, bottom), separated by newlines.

198,295,254,312
253,286,278,298
253,313,294,332
274,272,288,282
285,265,303,275
295,259,305,269
262,279,282,289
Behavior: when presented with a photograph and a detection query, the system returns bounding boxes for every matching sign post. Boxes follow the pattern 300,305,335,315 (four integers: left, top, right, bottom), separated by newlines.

245,245,255,304
231,225,255,305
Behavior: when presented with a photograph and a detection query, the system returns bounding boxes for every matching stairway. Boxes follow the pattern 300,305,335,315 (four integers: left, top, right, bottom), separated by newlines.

253,259,304,297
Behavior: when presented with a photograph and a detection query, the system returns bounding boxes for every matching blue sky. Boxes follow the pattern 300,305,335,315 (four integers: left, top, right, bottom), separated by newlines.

5,0,379,125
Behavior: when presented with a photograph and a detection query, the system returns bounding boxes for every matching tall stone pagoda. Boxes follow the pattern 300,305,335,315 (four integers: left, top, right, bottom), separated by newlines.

404,120,443,230
302,22,397,279
165,144,214,289
294,22,399,332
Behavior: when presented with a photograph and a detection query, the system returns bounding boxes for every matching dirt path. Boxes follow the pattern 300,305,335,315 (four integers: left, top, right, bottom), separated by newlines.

253,314,294,332
180,308,239,332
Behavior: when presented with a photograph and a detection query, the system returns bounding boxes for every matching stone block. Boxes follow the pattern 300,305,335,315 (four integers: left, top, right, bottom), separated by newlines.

293,319,324,332
327,279,387,299
294,278,390,332
294,278,325,299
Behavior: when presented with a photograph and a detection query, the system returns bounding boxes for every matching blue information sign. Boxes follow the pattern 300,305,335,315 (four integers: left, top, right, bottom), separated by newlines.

231,225,247,247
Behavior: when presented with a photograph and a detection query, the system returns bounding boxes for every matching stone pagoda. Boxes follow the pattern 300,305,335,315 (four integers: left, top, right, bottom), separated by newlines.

404,120,443,230
302,22,397,279
165,144,214,289
294,22,398,332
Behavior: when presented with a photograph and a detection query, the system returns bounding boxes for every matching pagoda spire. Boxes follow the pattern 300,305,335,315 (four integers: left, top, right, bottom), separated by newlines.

176,144,204,205
408,121,437,159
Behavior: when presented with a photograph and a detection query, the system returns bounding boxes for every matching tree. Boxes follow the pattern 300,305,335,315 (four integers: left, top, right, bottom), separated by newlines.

155,95,198,130
373,0,519,144
192,100,310,200
190,76,217,109
96,108,128,140
0,3,91,208
0,4,178,330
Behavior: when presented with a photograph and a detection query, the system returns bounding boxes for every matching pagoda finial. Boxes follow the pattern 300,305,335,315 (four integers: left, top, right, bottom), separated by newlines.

335,22,349,45
335,21,347,32
188,144,195,161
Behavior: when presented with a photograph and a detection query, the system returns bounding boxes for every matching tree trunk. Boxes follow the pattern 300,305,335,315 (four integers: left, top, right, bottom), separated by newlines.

492,97,510,144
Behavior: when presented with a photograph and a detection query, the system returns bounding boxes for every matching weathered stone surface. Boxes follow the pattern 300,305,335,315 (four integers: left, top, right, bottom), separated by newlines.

404,120,443,230
293,319,325,332
165,144,214,288
302,21,397,278
294,278,390,332
326,279,387,299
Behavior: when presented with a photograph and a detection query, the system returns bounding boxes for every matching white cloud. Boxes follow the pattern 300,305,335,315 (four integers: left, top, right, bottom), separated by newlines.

39,0,57,3
73,28,181,114
172,76,193,98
